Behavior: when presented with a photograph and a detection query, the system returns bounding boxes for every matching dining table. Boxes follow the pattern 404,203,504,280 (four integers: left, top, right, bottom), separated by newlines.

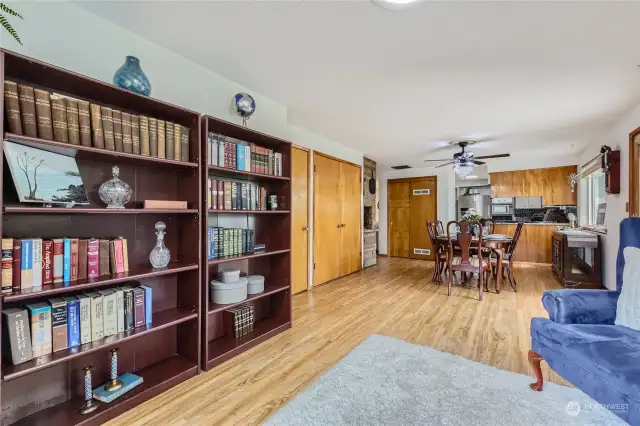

435,234,513,293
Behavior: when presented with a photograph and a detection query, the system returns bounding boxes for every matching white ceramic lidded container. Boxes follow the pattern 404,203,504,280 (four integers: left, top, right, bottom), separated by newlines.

247,275,265,294
219,269,241,284
210,277,248,304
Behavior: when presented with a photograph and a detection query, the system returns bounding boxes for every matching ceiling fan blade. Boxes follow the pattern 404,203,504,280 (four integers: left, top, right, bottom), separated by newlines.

435,161,454,168
473,160,486,165
423,159,452,162
474,153,510,160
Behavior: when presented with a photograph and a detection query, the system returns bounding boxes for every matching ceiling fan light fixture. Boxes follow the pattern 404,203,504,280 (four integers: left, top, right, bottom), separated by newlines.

453,159,474,178
372,0,421,11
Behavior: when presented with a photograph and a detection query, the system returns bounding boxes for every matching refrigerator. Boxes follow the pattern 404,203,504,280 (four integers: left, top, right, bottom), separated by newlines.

457,195,491,220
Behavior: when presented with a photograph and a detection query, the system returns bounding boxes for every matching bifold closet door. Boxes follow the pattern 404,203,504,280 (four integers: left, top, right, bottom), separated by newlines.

313,153,342,286
339,162,362,276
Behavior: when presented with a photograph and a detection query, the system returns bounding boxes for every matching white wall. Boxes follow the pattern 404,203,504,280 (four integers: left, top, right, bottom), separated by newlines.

378,167,456,255
1,1,363,287
577,103,640,290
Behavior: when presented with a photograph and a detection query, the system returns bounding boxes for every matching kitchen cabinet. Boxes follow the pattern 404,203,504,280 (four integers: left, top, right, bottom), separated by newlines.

515,196,543,209
490,166,577,205
493,224,557,263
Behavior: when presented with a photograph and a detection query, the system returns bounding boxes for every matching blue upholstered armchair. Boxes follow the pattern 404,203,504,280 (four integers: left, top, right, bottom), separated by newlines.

529,218,640,426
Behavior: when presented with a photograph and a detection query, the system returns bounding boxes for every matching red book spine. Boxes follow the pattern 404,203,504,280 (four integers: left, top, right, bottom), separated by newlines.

261,147,267,174
42,240,53,285
114,240,125,274
53,239,64,283
12,240,21,289
70,238,79,282
87,239,99,278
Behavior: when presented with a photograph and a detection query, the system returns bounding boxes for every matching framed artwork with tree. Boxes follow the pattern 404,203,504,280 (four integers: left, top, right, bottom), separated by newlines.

3,141,89,205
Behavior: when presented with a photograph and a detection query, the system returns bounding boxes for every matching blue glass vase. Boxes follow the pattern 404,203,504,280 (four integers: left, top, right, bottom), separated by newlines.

113,56,151,96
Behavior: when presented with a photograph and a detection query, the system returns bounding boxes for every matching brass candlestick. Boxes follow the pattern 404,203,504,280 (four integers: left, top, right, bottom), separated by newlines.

104,348,124,392
79,366,98,414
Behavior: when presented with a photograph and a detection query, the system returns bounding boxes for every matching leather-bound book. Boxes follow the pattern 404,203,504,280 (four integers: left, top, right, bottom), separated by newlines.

157,120,166,158
4,81,22,135
101,106,115,151
18,84,37,137
2,238,12,292
70,238,79,282
139,115,150,156
121,112,133,153
87,239,99,279
33,89,53,140
78,239,88,280
48,298,68,352
123,287,134,331
173,123,182,161
99,239,110,276
133,287,145,328
131,114,140,154
65,97,80,145
50,94,69,143
90,104,104,149
165,122,175,159
42,240,53,286
149,117,158,157
119,237,129,272
77,100,92,146
181,126,189,161
112,110,123,152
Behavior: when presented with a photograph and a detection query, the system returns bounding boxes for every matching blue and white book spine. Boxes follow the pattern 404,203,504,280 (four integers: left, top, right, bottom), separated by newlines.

64,297,81,347
21,239,33,288
236,144,246,171
245,145,251,171
63,238,71,283
207,227,215,260
218,142,225,167
140,285,152,324
31,238,42,287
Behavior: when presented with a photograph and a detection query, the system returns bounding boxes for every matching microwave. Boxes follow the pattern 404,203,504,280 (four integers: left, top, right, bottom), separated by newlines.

491,204,514,215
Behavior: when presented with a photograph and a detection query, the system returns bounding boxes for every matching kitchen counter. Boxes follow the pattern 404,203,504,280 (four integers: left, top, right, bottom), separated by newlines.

493,223,558,263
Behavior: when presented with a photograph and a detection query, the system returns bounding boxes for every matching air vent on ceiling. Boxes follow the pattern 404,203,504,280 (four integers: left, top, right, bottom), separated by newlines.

391,165,412,170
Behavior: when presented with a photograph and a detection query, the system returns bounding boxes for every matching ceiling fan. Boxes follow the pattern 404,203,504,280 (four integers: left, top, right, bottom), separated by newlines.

424,140,510,177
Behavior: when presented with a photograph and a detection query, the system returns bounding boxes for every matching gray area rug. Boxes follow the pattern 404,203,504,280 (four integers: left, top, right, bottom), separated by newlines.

266,334,625,426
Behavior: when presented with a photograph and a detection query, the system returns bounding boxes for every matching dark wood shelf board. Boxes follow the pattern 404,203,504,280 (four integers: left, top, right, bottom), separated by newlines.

207,249,290,266
204,115,292,150
208,283,290,314
13,355,198,426
207,209,290,215
3,262,198,302
4,133,199,168
207,319,291,369
4,205,198,214
207,164,290,181
3,308,197,381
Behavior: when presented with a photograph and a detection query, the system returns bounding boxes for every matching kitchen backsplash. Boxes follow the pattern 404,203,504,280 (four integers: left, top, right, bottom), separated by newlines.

514,207,576,223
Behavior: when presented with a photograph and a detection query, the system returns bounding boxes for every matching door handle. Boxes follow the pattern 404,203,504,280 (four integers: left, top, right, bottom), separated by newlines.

337,224,342,228
302,226,309,231
341,223,347,228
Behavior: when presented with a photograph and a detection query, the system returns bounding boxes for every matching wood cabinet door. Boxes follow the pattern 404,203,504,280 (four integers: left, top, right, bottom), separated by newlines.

409,179,437,260
388,180,412,258
313,153,342,285
543,166,577,205
291,147,309,294
339,162,362,276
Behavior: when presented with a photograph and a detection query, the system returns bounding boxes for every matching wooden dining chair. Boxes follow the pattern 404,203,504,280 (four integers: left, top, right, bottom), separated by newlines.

492,222,524,291
446,220,491,301
427,221,448,283
480,219,495,235
435,220,445,236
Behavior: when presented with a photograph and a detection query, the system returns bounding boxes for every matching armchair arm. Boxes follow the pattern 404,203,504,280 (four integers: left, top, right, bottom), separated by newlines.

542,289,620,325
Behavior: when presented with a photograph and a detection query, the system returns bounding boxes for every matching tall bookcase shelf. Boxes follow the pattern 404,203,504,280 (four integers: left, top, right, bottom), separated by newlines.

0,50,202,425
201,115,292,371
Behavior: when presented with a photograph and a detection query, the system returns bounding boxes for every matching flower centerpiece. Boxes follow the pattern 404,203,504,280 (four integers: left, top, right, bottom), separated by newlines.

462,208,481,222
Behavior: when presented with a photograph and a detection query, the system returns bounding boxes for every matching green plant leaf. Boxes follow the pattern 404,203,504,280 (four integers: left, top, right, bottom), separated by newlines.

0,15,22,45
0,3,23,19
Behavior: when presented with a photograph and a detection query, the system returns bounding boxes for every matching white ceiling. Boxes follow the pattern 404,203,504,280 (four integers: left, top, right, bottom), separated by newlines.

79,0,640,169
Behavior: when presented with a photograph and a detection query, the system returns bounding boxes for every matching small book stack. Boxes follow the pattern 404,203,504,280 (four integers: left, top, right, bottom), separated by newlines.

3,81,192,162
206,227,255,260
207,132,283,176
223,304,254,338
206,178,268,211
0,237,130,292
0,285,153,365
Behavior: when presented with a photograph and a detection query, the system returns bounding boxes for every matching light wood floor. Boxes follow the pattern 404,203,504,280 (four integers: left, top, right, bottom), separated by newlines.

107,256,566,426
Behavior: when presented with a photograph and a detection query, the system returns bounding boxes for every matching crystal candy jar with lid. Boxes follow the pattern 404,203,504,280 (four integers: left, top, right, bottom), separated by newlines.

149,221,171,268
99,166,132,209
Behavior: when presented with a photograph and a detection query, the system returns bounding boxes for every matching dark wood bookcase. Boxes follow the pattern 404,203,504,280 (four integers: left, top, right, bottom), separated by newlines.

200,116,291,371
0,50,202,425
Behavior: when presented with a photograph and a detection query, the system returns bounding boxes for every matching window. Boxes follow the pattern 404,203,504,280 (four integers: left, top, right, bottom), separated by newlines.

583,169,606,226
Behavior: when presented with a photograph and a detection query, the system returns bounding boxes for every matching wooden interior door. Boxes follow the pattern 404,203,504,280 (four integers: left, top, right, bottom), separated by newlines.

409,178,437,260
313,153,342,285
291,146,309,294
339,162,362,276
388,180,411,257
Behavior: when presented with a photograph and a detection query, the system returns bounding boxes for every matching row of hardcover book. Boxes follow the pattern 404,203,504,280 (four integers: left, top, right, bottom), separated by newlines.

1,238,129,292
207,132,283,176
4,81,191,161
207,227,256,260
223,304,255,338
207,179,269,211
2,285,152,365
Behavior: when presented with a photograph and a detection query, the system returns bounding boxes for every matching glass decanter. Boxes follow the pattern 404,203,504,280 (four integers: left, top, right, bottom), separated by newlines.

149,221,171,268
99,166,132,209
